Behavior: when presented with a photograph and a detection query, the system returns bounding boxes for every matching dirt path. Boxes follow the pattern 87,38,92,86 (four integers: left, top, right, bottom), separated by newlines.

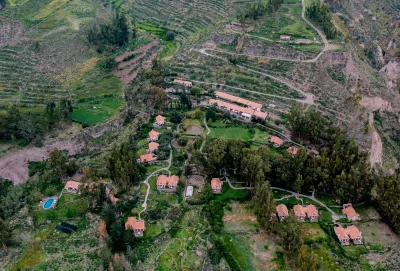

139,149,172,219
368,112,383,167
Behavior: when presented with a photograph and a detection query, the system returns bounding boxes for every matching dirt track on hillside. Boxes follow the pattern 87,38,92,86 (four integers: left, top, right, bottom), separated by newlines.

369,113,383,167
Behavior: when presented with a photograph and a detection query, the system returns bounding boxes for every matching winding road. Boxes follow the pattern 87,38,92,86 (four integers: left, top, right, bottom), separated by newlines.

139,149,172,219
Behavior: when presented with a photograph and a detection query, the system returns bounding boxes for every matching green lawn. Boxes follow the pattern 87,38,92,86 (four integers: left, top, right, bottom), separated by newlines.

70,96,124,125
34,199,89,224
215,185,250,202
223,234,255,270
250,0,319,40
143,223,163,238
210,126,252,141
57,193,79,207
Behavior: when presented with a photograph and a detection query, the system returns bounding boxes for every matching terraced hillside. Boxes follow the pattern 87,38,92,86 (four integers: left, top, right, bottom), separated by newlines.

134,0,231,48
0,0,128,123
0,45,68,109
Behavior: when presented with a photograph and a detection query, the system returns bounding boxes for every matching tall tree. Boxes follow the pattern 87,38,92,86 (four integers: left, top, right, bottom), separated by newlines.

227,139,243,174
207,139,228,175
254,180,275,232
0,219,12,251
106,139,143,189
241,149,264,188
279,215,302,255
49,149,68,178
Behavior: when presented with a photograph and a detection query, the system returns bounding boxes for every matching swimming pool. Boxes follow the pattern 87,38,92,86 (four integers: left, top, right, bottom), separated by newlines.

43,198,55,209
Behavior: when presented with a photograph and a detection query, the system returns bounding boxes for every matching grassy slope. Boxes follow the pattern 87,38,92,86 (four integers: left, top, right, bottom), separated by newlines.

0,0,124,124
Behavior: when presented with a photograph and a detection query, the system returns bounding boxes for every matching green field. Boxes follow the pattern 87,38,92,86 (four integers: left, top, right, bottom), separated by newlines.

137,22,177,57
209,121,269,142
70,96,123,125
250,0,319,40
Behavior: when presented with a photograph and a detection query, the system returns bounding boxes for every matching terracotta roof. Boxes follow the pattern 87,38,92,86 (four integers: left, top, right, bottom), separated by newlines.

215,91,262,109
342,206,359,219
293,205,306,217
334,226,348,240
211,178,223,190
253,110,268,119
173,79,193,86
346,225,361,239
148,142,159,152
99,220,107,239
156,115,166,123
305,205,318,217
157,175,179,186
270,136,283,145
287,146,299,156
168,175,179,186
157,174,168,185
65,180,81,190
209,99,267,119
139,153,155,163
125,217,145,231
276,204,288,216
334,225,361,240
109,194,119,204
149,129,160,139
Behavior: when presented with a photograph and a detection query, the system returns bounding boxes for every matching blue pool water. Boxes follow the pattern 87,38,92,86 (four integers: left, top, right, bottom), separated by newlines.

43,199,54,209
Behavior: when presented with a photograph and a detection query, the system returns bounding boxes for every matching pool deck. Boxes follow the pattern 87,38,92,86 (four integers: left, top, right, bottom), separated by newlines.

40,196,59,210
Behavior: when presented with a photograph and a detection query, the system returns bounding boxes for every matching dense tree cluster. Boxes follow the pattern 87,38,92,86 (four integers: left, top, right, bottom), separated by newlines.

125,60,168,115
306,2,337,39
87,13,134,52
0,100,72,146
155,132,173,160
288,104,331,144
254,180,276,232
238,0,284,22
279,105,373,203
375,174,400,234
106,137,145,190
206,139,270,189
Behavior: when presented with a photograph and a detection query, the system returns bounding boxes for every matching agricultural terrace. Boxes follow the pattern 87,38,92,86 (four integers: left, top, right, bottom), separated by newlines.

0,0,145,123
134,0,231,49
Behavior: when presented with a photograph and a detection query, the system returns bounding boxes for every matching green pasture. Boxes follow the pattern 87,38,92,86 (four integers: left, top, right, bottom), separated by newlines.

70,96,123,125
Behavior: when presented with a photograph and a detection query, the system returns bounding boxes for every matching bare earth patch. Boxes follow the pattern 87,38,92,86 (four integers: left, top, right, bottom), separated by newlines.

223,215,257,222
368,113,383,167
115,40,159,84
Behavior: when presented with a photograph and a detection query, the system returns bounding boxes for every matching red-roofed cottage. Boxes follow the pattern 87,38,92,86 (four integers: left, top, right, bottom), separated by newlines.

125,217,145,237
342,203,361,221
65,180,81,193
148,130,160,141
276,204,289,221
155,115,166,125
211,178,223,194
270,136,283,147
157,175,179,191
